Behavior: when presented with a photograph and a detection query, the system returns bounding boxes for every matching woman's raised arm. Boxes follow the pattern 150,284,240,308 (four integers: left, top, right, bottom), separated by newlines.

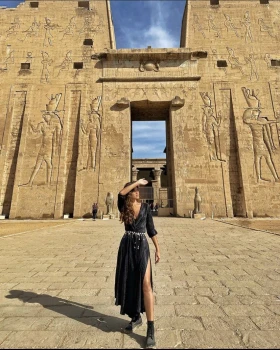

119,178,148,196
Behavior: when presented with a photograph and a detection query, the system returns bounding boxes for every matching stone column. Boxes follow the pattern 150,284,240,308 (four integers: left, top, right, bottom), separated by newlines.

152,168,162,203
132,166,139,182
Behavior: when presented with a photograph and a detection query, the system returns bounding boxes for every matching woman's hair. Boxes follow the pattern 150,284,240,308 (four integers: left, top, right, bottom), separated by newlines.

120,181,139,224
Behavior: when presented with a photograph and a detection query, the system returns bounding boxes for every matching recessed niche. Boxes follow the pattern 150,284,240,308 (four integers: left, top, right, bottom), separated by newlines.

217,60,227,68
21,63,31,70
83,39,93,46
74,62,83,69
30,2,39,8
271,60,280,67
78,1,89,9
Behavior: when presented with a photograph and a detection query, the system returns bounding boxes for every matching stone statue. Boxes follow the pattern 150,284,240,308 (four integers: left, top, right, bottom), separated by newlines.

194,187,202,214
105,192,114,215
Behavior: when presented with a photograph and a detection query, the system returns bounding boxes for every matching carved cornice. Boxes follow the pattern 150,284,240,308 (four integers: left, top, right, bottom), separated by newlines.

92,48,207,62
98,76,201,82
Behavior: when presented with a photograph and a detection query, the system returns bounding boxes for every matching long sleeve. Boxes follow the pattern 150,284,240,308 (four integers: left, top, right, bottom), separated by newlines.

146,204,157,238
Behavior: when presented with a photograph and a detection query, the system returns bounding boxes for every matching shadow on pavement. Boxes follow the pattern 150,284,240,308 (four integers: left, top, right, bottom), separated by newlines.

6,289,145,347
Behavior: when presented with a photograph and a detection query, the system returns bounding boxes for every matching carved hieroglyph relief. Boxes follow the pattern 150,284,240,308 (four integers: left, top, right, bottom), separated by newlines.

43,18,58,47
264,54,271,68
227,47,246,76
245,53,259,81
41,51,52,83
208,14,221,38
25,52,33,64
240,11,253,43
57,51,72,77
20,18,40,42
258,18,277,39
80,96,102,171
60,17,76,39
193,14,206,39
242,87,280,183
20,93,63,187
5,17,20,39
224,14,240,37
0,47,14,72
200,92,225,162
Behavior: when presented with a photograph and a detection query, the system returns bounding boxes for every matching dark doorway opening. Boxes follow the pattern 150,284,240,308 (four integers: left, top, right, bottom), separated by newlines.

130,100,173,215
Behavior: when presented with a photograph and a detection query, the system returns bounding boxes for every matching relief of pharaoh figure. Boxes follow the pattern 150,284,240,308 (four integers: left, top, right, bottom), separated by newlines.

243,108,280,183
21,112,62,187
20,94,62,187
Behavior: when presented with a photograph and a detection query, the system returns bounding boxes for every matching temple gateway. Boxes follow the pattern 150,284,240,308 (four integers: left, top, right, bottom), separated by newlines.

0,0,280,219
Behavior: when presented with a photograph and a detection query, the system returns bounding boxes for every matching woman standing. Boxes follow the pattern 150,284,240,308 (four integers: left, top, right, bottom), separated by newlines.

115,179,160,348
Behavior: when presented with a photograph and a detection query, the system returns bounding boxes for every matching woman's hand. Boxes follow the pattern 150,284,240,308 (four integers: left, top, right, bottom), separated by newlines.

155,250,160,264
138,178,148,186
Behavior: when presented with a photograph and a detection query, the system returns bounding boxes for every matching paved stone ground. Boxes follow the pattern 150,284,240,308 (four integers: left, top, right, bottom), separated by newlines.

0,217,280,349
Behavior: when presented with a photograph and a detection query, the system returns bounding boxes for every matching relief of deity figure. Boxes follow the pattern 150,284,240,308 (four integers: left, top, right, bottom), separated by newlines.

208,14,221,38
240,11,253,43
200,92,225,162
6,17,20,38
243,108,280,183
21,18,40,41
78,16,92,36
258,18,277,39
57,51,72,77
227,47,245,76
60,17,76,39
40,51,52,83
80,111,101,171
244,54,259,81
224,14,240,37
193,14,206,39
0,50,14,72
44,18,58,46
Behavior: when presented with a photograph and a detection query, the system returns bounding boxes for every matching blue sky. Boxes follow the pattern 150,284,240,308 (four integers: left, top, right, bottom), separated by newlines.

1,0,186,158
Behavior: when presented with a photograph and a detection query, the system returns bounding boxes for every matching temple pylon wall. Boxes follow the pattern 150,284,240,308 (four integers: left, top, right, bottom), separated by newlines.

0,0,280,219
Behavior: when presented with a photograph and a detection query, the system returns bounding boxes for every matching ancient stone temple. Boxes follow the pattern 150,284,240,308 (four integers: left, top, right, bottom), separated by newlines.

0,0,280,219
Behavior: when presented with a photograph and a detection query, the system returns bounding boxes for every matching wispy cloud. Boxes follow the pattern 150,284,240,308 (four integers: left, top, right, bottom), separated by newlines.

113,0,183,49
132,121,166,158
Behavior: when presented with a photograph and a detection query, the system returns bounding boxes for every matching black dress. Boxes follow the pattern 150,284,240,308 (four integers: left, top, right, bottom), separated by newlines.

115,194,158,318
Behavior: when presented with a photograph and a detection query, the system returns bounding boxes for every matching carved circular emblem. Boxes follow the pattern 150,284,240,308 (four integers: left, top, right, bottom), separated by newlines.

139,61,160,72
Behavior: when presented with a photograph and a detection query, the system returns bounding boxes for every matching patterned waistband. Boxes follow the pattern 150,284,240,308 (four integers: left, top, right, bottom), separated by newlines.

125,231,145,236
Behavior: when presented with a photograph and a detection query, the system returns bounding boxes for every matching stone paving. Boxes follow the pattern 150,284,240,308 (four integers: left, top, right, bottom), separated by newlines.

0,217,280,349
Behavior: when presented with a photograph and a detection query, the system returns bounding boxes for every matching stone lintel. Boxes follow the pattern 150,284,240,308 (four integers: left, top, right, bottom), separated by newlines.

100,49,207,62
98,76,201,83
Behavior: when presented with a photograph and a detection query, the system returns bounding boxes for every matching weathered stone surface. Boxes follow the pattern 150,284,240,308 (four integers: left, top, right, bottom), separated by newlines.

180,329,243,349
1,217,280,348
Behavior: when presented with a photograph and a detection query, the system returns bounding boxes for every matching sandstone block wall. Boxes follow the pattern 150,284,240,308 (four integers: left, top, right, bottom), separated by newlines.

0,0,279,219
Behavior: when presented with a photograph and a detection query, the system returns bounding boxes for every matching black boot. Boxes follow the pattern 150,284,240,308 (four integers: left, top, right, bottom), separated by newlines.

145,321,156,348
124,314,142,333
